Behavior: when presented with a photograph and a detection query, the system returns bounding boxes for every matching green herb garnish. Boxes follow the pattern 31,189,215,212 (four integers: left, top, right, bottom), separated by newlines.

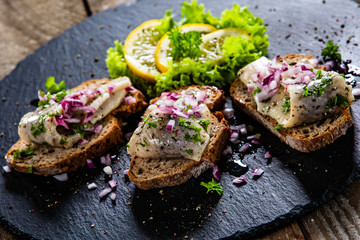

182,149,194,156
168,27,202,60
253,87,261,96
45,76,66,94
27,165,33,174
60,137,68,145
184,105,193,113
179,117,202,132
321,40,341,63
136,139,148,147
326,94,350,109
143,115,163,128
282,97,290,113
197,119,210,132
273,124,283,131
302,73,332,97
200,178,223,195
13,146,35,159
31,115,45,138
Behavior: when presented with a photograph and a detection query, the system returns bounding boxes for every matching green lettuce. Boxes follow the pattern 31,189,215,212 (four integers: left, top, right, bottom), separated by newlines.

106,0,269,97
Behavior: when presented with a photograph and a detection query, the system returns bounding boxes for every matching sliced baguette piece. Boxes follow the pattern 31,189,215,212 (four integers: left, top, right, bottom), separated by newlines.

6,78,147,176
230,54,353,152
128,86,230,190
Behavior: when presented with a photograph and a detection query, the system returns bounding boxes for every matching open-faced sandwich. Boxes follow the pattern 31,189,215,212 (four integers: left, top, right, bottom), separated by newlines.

230,54,354,152
6,77,147,175
127,85,230,190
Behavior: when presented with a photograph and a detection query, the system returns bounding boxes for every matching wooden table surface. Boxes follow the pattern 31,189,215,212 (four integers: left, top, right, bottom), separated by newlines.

1,0,360,239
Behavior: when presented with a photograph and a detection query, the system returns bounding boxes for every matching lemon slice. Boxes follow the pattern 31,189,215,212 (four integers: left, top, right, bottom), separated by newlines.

155,24,217,73
200,28,252,65
124,20,162,83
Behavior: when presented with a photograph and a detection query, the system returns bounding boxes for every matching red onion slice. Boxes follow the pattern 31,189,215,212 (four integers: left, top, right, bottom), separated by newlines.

212,165,221,180
232,177,247,184
53,173,68,181
251,168,264,176
87,159,95,169
239,124,247,135
239,143,251,153
2,165,11,173
124,169,129,175
251,139,261,145
222,108,234,119
105,154,111,166
166,119,175,132
87,182,97,190
353,88,360,97
110,192,117,201
247,134,260,140
124,96,137,104
264,151,272,159
99,187,112,198
125,86,135,92
103,166,112,175
222,145,232,156
108,86,114,92
77,139,88,145
108,179,117,188
100,156,106,165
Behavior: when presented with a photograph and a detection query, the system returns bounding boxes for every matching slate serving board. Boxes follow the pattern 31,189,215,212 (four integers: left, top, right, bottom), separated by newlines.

1,0,360,239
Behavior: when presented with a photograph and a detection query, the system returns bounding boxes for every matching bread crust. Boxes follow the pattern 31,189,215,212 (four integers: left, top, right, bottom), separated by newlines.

128,86,230,190
6,78,147,175
230,54,353,152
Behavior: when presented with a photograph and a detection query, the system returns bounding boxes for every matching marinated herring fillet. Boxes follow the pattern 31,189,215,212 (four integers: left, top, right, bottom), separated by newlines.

238,56,354,128
18,77,131,148
128,89,212,161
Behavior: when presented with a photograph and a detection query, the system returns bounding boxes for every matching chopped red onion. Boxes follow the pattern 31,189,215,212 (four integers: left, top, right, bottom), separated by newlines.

251,168,264,176
124,96,137,104
222,145,232,156
100,156,106,165
239,124,247,135
324,60,335,71
247,134,260,140
124,169,129,175
125,132,133,141
94,125,103,133
251,139,261,145
264,151,272,159
82,112,94,124
166,119,175,132
54,115,70,129
232,177,247,184
105,154,111,166
212,165,221,180
230,132,239,139
53,173,68,181
222,108,234,119
108,86,114,92
2,165,11,173
125,86,135,92
353,88,360,97
195,91,207,102
110,192,117,201
87,182,97,190
99,187,112,198
239,143,251,153
64,118,81,123
103,166,112,175
247,84,255,93
230,126,239,133
87,159,95,169
229,137,240,144
108,179,117,188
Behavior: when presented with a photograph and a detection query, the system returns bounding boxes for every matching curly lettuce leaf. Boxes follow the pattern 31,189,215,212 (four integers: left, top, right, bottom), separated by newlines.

179,0,220,26
106,40,155,97
156,10,175,35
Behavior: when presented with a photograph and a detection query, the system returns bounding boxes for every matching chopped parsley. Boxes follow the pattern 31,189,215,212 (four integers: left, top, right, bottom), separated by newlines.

13,146,35,159
273,124,283,131
27,165,33,174
182,149,194,156
321,40,341,63
197,119,210,132
55,90,68,102
60,137,68,145
45,76,66,94
253,87,261,96
48,110,60,117
282,97,291,113
143,115,163,128
136,139,148,147
184,105,193,113
38,92,52,108
185,132,204,144
31,115,45,138
200,178,223,195
168,27,202,60
302,72,332,97
326,94,350,109
179,117,202,132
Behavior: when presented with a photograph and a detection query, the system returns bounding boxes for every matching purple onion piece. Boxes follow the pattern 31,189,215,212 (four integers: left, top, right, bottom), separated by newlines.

166,120,175,132
105,154,111,166
264,151,272,159
239,143,251,153
2,165,11,173
124,96,137,104
108,179,117,188
87,159,95,169
251,168,264,176
110,192,117,201
124,169,129,175
232,177,247,184
87,182,97,190
99,187,112,198
222,108,234,119
352,88,360,97
53,173,68,181
251,139,261,145
212,165,221,180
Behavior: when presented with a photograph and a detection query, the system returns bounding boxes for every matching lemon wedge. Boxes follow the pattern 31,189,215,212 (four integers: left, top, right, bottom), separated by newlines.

155,23,217,73
199,28,252,65
124,20,162,83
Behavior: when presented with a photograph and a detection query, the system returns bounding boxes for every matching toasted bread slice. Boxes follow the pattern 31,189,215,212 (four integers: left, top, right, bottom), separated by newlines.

6,78,147,176
230,54,353,152
128,86,230,190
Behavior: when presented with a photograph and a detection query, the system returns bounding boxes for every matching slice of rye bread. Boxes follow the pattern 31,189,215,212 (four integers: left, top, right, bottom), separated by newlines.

6,78,148,176
128,86,231,190
230,54,353,152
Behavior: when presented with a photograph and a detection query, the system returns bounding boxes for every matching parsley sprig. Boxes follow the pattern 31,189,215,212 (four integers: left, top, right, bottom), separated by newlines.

168,27,202,60
321,40,341,63
303,71,332,97
282,97,290,113
200,178,223,195
326,94,350,109
31,115,45,137
179,117,202,132
12,146,35,159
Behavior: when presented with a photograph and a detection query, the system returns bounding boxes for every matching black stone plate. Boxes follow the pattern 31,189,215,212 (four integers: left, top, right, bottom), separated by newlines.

1,0,360,239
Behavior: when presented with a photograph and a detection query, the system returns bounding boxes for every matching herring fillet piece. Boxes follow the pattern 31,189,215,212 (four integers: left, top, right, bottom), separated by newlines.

128,105,212,161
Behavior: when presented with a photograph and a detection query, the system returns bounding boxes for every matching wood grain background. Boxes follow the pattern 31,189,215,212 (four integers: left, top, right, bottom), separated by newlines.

1,0,360,239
